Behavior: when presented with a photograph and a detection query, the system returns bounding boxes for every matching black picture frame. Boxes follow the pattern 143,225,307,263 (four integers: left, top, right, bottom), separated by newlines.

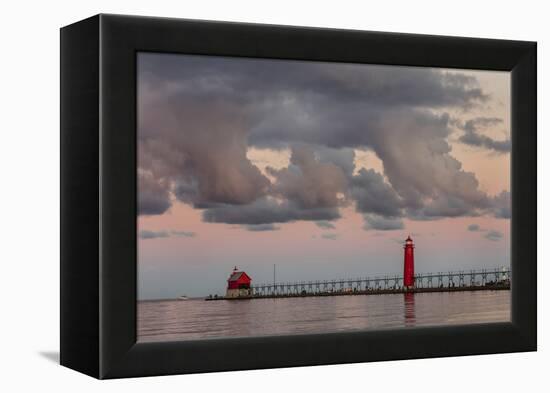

60,14,536,379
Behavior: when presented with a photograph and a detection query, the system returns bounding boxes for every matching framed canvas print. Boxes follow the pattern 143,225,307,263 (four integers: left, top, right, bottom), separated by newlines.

60,14,536,379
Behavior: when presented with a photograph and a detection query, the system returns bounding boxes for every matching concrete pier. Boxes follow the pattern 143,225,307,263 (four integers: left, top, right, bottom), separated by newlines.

205,282,510,301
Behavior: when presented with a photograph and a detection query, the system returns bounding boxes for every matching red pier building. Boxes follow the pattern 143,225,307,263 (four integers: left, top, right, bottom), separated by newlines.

226,266,252,298
403,236,415,289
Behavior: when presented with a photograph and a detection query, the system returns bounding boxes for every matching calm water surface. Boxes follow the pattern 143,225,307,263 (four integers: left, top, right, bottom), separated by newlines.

137,290,510,342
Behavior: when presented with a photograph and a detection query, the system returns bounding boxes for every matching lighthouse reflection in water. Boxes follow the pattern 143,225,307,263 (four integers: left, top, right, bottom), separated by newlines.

404,293,416,327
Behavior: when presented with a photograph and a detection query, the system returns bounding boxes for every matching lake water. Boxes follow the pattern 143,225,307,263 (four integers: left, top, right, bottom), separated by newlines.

137,290,510,342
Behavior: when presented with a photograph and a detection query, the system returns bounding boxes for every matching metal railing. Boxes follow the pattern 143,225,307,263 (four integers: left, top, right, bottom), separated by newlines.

250,267,511,296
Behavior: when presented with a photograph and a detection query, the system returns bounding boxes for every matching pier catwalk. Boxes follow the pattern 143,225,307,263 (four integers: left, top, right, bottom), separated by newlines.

205,267,511,301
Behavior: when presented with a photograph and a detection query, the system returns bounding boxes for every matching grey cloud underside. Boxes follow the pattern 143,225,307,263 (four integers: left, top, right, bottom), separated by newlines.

138,172,171,215
245,223,280,232
202,198,340,225
138,53,510,228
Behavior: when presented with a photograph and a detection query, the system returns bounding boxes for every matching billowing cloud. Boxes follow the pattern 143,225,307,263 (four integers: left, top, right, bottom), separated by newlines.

267,146,348,209
138,53,510,229
372,112,493,217
351,168,403,217
139,69,270,209
458,117,510,153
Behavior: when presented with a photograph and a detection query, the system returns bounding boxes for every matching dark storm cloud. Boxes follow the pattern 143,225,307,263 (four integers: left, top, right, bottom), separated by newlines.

315,220,336,230
138,53,509,227
245,223,280,232
413,194,485,219
458,117,511,153
370,112,493,216
351,168,403,217
267,146,348,209
484,230,503,241
202,197,340,225
139,75,270,209
139,54,487,113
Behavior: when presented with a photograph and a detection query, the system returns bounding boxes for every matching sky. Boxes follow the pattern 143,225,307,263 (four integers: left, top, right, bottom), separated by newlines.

137,52,510,300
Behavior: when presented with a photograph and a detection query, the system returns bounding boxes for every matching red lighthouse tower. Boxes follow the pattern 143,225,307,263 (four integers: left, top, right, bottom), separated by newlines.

403,235,415,289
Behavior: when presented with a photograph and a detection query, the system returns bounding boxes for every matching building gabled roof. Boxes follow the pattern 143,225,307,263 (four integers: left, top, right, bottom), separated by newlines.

228,271,251,282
